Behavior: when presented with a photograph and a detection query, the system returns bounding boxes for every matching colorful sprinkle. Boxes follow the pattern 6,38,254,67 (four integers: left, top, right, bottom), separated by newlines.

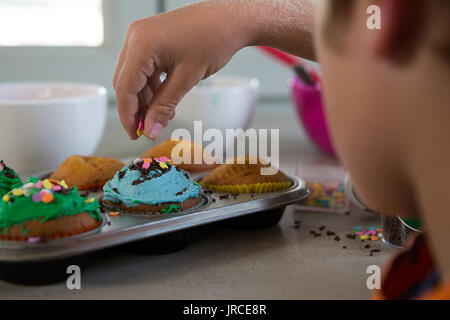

159,162,168,169
160,204,180,213
22,182,34,189
84,197,95,204
2,194,10,202
59,180,69,189
42,193,54,203
159,156,168,163
27,237,41,243
35,181,43,189
302,181,347,211
108,211,120,217
42,179,53,190
351,226,382,241
52,185,62,192
32,193,42,202
0,162,4,172
143,158,152,163
12,188,23,196
142,161,150,169
136,118,144,137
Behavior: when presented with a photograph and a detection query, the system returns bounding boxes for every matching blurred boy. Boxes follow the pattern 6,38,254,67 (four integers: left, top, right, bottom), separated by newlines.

113,0,450,299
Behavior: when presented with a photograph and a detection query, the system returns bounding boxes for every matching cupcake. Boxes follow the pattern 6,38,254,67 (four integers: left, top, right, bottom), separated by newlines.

103,157,202,213
141,139,217,173
0,160,22,197
50,155,125,191
200,156,292,193
0,177,102,241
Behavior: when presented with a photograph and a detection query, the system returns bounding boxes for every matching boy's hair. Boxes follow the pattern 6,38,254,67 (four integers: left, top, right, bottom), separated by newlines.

325,0,450,62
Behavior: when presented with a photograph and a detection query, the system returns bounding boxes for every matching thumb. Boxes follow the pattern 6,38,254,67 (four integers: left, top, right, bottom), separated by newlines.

144,65,201,140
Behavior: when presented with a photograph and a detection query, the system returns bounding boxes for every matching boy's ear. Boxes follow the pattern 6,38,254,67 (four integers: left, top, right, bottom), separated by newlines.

374,0,425,64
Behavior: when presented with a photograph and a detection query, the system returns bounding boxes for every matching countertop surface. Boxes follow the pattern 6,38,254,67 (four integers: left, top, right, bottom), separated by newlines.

0,101,396,299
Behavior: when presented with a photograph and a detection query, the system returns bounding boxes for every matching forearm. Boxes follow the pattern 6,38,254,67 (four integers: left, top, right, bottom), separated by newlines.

211,0,316,60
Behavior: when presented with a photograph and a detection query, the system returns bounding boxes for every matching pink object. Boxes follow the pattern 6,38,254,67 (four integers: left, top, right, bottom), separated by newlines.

159,156,168,163
32,193,42,202
290,76,336,157
142,162,150,169
27,237,41,243
35,181,43,189
52,185,62,191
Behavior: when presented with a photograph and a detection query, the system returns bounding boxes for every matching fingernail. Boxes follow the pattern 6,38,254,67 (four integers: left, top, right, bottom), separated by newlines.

149,122,163,140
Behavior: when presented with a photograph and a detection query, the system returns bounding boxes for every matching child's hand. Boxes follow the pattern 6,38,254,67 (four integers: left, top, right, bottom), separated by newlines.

113,0,315,140
113,1,252,140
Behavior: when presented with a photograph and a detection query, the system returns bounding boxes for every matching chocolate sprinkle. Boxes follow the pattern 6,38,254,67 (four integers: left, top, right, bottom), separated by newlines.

333,236,340,241
118,170,126,179
4,171,15,179
130,158,172,185
175,187,187,196
319,226,326,231
219,194,230,200
326,231,336,236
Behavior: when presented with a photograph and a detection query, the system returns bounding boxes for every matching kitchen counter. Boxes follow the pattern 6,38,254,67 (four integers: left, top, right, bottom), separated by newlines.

0,101,396,299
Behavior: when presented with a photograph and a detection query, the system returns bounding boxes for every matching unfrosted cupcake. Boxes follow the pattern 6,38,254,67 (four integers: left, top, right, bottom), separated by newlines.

0,177,102,241
0,160,22,198
141,139,217,173
103,157,202,213
50,155,125,191
200,156,292,194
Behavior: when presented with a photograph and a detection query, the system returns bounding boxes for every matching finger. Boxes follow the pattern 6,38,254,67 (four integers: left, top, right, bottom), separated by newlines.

149,70,162,94
113,44,127,89
115,54,155,139
144,65,200,140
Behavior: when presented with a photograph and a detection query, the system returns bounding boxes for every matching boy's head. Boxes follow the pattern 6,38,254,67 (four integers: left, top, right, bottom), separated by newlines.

315,0,450,217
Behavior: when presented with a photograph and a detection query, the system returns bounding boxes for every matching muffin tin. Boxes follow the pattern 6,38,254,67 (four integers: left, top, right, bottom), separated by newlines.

0,169,308,285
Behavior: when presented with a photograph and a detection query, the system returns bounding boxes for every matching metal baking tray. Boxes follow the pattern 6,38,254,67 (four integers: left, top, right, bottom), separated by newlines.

0,171,308,263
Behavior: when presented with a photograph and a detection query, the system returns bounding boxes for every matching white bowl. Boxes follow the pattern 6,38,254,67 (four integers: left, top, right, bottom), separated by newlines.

0,82,107,174
171,75,260,150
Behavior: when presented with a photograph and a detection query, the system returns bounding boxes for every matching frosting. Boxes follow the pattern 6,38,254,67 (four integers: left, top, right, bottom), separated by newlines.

0,160,23,197
103,157,201,207
0,176,101,231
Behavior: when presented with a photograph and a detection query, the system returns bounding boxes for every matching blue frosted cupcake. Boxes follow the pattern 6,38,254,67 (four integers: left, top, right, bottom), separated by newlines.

103,157,202,213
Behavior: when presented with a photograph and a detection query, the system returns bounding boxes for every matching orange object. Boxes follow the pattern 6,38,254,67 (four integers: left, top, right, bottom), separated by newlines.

108,211,120,217
42,193,54,203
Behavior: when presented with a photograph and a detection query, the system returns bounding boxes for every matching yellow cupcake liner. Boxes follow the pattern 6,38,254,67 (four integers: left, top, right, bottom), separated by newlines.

199,181,292,194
